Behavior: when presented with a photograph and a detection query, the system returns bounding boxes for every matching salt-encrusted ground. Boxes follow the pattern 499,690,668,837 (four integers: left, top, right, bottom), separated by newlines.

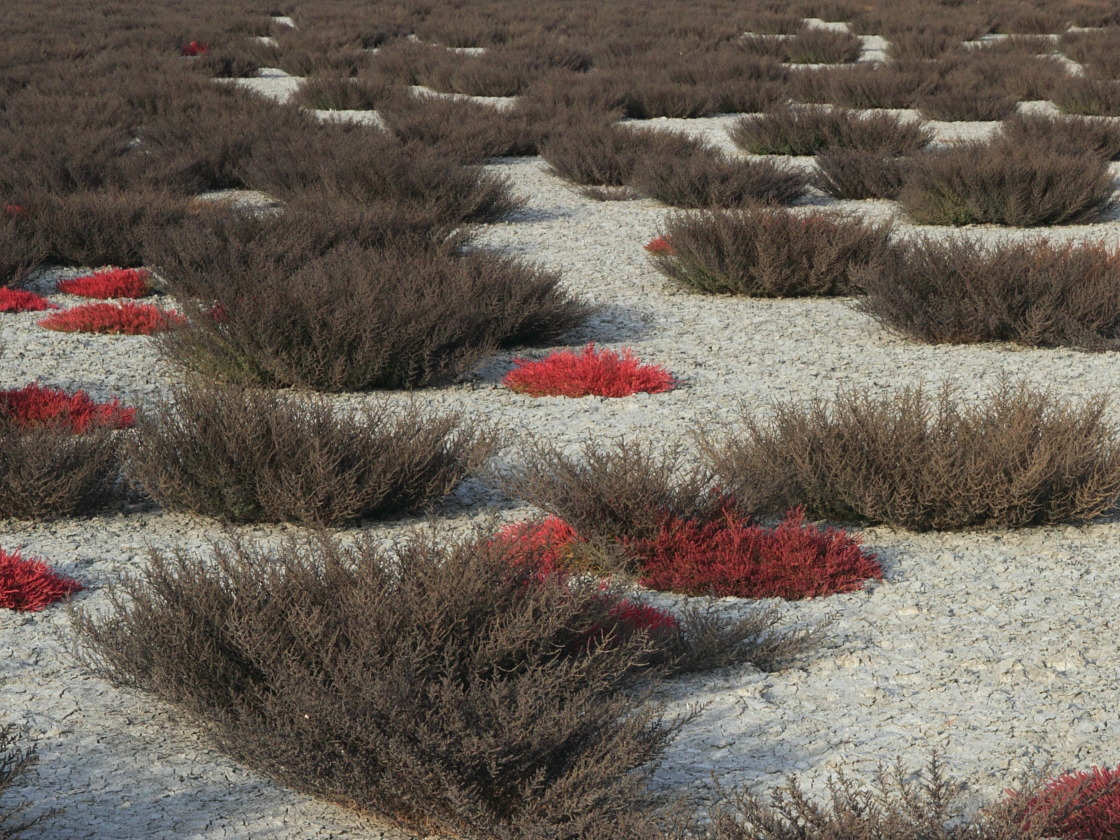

3,26,1120,839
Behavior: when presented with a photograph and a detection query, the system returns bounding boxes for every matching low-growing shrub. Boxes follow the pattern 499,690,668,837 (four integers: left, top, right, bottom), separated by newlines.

1053,77,1120,116
378,94,542,164
1022,765,1120,840
180,41,210,57
541,122,709,188
648,208,892,296
125,382,494,525
0,422,120,519
498,439,721,545
710,755,1068,840
855,237,1120,350
917,69,1019,121
71,529,695,839
898,140,1115,226
699,381,1120,530
782,28,863,64
730,107,931,156
887,27,964,60
292,75,394,110
57,268,153,299
38,302,184,335
0,289,55,313
503,344,677,398
0,383,135,432
0,548,83,611
156,242,590,391
998,112,1120,160
1060,28,1120,79
813,148,907,199
630,150,809,208
1,726,45,838
791,62,936,109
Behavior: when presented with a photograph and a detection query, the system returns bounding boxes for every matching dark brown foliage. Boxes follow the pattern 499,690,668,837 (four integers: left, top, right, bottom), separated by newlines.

813,148,907,199
541,122,710,187
998,111,1120,159
1061,28,1120,78
886,28,965,60
710,754,1081,840
0,422,120,520
1053,76,1120,116
292,75,394,110
378,94,542,163
72,529,690,839
855,236,1120,350
782,27,863,64
650,208,892,296
630,149,809,209
730,107,931,156
791,62,936,108
497,439,721,544
151,219,590,391
699,381,1120,531
898,139,1115,226
916,65,1020,121
126,382,494,525
0,726,46,840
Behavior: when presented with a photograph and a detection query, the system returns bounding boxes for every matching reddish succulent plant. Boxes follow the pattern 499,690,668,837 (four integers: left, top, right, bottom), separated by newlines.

0,288,57,313
58,267,153,299
180,40,210,56
0,549,84,611
644,235,676,255
0,382,135,432
502,343,678,398
38,302,185,335
1020,765,1120,840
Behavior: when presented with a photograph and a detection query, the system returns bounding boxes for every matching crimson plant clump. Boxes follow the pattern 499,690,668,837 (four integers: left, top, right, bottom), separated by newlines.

0,549,83,611
0,289,56,313
649,207,892,296
0,383,135,432
502,344,678,398
1021,765,1120,840
57,268,153,299
126,381,495,525
38,302,184,335
699,381,1120,531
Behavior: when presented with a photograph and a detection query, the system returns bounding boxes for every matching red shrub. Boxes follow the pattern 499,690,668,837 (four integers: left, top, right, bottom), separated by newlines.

38,302,185,335
0,288,57,313
58,267,153,299
502,343,678,398
3,204,25,217
181,41,210,56
0,383,135,432
644,236,675,255
0,549,84,612
1021,765,1120,840
633,507,882,600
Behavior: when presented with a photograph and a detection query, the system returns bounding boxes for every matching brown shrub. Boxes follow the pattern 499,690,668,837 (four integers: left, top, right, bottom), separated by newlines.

813,148,907,199
1060,28,1120,78
916,61,1020,120
0,422,120,520
497,439,721,545
154,238,590,392
71,528,692,839
886,28,965,60
898,139,1115,226
782,27,863,64
855,236,1120,350
650,208,892,296
998,111,1120,159
730,107,931,156
1053,76,1120,116
126,382,494,525
0,725,47,840
699,381,1120,531
292,75,394,110
710,754,1077,840
790,62,937,108
378,93,542,163
541,121,709,187
630,149,809,208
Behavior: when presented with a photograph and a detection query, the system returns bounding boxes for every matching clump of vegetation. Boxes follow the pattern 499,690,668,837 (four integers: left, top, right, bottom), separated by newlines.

38,302,184,335
57,268,153,299
0,549,83,611
699,381,1120,531
855,237,1120,350
630,149,808,209
730,107,931,156
898,139,1115,226
0,289,55,313
126,381,495,525
813,148,907,199
502,344,677,398
997,112,1120,161
292,75,394,110
540,121,710,189
1,725,47,838
1053,77,1120,117
648,208,892,296
0,383,134,432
